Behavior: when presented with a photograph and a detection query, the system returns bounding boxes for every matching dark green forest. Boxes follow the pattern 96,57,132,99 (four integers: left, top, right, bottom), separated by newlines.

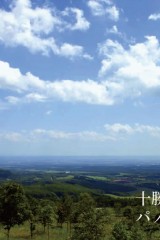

0,162,160,239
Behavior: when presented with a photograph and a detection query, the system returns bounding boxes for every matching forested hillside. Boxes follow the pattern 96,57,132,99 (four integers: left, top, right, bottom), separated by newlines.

0,181,160,240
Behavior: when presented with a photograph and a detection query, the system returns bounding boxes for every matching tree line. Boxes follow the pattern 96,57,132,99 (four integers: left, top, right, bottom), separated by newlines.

0,182,108,240
0,182,159,240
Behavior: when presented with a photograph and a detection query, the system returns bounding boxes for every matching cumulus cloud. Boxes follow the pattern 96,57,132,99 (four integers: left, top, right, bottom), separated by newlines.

2,35,160,107
107,25,119,34
0,61,45,92
2,36,160,107
0,0,91,59
25,93,47,102
87,0,119,21
62,7,90,31
0,60,113,105
5,96,20,105
47,79,113,104
148,13,160,21
0,129,114,142
105,123,134,135
104,123,160,138
1,123,160,143
32,129,108,141
98,36,160,102
2,33,160,107
0,132,23,142
58,43,92,60
106,6,119,21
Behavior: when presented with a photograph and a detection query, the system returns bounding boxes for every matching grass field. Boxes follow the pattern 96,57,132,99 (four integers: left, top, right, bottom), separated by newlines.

0,221,114,240
0,223,70,240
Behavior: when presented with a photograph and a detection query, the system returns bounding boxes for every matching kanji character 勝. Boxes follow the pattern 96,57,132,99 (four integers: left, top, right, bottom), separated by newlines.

152,191,160,206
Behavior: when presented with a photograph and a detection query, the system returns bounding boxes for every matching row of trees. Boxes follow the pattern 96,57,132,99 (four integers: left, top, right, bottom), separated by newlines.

0,181,160,240
0,182,107,239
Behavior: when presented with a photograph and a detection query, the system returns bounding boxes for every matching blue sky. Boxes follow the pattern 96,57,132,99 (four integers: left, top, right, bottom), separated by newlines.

1,0,160,156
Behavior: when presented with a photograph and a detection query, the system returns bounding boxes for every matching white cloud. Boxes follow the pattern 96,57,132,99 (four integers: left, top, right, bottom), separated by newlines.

0,0,57,53
104,123,160,138
46,110,52,115
5,96,20,105
59,43,92,60
2,33,160,108
107,25,119,34
148,13,160,21
88,0,105,16
0,132,23,142
106,6,119,21
2,36,160,107
106,26,135,44
25,93,47,102
62,8,90,31
98,36,160,102
0,0,90,59
0,60,113,105
105,123,134,135
47,79,113,105
0,129,114,142
87,0,119,21
0,61,45,92
1,123,160,143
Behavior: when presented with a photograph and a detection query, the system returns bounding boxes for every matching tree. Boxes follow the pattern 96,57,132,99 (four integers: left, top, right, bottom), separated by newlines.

27,196,40,239
0,182,29,239
56,194,73,231
56,199,67,228
39,200,55,240
71,193,106,240
111,222,130,240
130,226,146,240
123,206,133,218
